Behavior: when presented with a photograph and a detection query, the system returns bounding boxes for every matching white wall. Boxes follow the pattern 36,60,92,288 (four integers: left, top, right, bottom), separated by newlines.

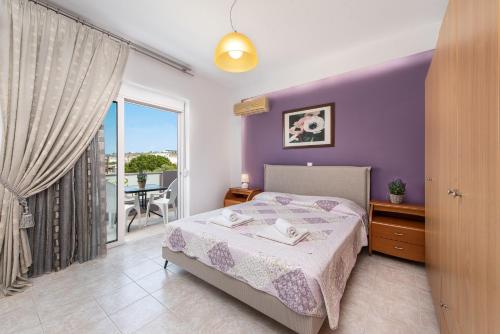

122,51,237,215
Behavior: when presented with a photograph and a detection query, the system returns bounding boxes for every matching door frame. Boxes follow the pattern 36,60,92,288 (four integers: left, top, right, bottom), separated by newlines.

109,82,190,247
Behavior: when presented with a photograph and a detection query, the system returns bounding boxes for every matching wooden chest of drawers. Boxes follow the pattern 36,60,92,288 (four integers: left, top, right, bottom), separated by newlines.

369,201,425,262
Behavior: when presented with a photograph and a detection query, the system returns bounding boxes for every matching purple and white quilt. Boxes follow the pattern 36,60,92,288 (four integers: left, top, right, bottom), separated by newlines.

162,192,368,329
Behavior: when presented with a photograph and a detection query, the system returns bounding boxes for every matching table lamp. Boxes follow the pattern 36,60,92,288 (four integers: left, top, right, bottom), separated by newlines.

241,173,249,189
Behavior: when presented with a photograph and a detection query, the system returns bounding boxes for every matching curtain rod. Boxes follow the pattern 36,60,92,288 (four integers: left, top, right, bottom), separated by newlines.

30,0,194,76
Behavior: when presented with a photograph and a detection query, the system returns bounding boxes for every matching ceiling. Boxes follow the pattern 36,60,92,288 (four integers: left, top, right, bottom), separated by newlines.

46,0,448,97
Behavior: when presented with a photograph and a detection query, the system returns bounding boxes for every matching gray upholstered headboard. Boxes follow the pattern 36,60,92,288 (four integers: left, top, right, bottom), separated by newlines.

264,165,372,211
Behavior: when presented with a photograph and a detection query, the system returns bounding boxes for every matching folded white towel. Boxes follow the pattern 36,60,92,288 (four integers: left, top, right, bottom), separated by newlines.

208,214,253,228
256,226,309,246
221,208,238,222
273,218,298,238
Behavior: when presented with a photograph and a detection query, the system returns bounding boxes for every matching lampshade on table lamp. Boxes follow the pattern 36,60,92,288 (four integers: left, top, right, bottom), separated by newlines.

241,173,249,189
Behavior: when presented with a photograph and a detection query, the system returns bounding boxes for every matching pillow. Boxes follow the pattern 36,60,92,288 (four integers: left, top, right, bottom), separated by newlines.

253,191,367,224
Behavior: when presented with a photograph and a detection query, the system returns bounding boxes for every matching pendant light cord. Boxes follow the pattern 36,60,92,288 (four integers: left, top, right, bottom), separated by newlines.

230,0,237,32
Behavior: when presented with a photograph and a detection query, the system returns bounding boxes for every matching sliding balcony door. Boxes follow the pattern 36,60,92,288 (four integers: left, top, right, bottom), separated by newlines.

105,84,187,246
123,101,180,231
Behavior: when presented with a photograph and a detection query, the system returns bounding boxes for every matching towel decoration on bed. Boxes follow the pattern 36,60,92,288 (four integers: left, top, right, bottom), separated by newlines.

208,208,253,228
273,217,298,237
221,208,238,222
256,218,309,246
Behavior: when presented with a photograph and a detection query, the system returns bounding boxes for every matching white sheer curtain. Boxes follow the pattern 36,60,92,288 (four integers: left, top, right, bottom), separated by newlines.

0,0,128,294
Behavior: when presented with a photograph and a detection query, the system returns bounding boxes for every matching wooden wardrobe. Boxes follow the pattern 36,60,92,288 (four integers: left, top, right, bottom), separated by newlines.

425,0,500,333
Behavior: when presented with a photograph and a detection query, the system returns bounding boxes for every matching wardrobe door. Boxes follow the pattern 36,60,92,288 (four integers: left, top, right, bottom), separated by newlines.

425,55,441,315
424,65,438,312
437,19,460,334
455,0,500,332
426,1,460,332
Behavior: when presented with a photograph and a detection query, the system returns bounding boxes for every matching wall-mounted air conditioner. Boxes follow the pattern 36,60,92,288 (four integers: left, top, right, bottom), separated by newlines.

233,96,269,116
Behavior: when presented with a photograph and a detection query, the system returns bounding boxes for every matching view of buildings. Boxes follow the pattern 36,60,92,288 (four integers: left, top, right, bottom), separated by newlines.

103,101,178,175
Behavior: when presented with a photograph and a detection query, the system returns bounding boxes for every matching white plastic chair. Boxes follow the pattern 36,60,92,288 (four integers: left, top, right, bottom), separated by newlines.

125,193,142,232
146,179,178,225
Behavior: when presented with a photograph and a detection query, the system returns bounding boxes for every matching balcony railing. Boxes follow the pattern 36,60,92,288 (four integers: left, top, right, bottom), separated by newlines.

105,170,177,188
105,171,178,235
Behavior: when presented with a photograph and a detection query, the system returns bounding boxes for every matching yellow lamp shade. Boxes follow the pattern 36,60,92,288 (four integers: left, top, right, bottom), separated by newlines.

214,32,258,73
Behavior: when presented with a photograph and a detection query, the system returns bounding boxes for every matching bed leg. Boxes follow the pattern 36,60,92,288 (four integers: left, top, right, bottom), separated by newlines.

163,260,168,269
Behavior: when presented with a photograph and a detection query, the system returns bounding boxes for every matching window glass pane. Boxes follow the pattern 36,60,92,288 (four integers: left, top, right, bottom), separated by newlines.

104,101,118,243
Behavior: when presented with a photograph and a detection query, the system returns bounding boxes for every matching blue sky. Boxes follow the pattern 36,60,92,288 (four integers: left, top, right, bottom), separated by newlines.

103,102,178,154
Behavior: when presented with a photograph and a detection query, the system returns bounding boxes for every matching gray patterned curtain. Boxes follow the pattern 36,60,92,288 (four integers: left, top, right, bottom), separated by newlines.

27,130,107,277
0,0,128,293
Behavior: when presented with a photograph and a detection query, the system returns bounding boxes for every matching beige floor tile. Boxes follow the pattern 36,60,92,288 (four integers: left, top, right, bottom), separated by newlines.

0,307,40,334
31,280,95,307
80,317,121,334
96,282,148,314
36,298,99,325
15,325,45,334
363,314,408,334
138,245,165,259
86,273,135,298
45,317,119,334
105,252,152,270
135,268,178,293
134,310,197,334
109,295,167,334
0,289,35,316
123,259,163,281
41,300,108,334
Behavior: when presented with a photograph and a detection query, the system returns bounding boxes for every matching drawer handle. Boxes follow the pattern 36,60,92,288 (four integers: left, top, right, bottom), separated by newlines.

394,232,405,236
394,246,404,250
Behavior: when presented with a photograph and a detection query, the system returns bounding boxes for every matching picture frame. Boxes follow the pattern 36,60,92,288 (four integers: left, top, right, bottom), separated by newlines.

282,103,335,149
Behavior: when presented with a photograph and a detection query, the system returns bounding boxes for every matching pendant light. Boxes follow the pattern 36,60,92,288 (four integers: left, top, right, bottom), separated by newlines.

214,0,258,73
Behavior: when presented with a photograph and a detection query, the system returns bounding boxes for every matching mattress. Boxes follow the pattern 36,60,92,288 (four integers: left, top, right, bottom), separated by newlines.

162,192,368,329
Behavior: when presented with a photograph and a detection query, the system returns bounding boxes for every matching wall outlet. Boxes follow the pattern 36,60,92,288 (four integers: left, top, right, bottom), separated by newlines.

307,162,313,167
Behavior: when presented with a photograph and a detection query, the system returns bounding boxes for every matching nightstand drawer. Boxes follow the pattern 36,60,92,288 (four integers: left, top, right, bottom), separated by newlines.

224,199,243,207
371,221,424,246
372,236,425,262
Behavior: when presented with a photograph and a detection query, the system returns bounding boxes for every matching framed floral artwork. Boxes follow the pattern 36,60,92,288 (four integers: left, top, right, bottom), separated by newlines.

283,103,335,149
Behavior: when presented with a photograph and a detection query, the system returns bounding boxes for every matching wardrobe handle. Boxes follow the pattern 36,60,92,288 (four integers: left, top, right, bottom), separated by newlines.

447,189,462,198
394,232,404,236
394,246,404,250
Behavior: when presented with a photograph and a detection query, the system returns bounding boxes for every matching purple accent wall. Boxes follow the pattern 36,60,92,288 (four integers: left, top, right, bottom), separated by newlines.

242,51,432,205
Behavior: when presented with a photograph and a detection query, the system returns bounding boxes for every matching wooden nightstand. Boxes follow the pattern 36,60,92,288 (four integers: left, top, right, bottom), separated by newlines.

368,200,425,263
223,188,261,207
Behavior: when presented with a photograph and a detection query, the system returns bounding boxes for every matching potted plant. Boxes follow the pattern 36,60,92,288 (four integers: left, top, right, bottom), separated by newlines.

388,178,406,204
137,171,147,189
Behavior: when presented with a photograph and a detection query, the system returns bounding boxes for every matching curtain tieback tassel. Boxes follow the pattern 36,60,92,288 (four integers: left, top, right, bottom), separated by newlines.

0,177,34,229
19,198,34,229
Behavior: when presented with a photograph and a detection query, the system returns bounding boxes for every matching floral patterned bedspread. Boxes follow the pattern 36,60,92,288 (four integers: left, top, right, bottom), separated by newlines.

162,192,368,329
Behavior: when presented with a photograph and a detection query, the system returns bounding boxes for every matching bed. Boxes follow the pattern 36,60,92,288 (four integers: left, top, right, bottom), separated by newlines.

162,165,371,333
